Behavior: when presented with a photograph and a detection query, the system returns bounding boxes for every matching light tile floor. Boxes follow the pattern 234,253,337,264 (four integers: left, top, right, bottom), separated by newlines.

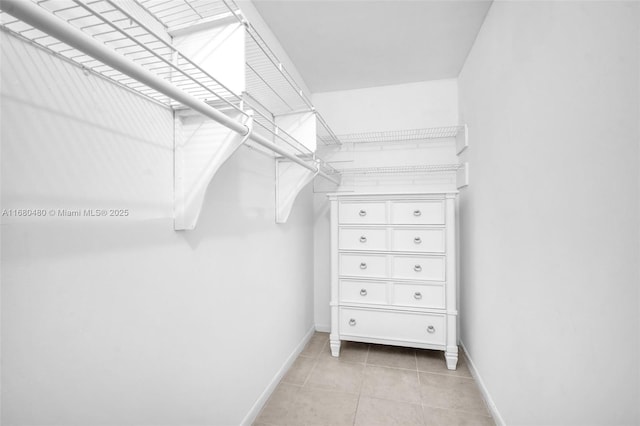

254,332,495,426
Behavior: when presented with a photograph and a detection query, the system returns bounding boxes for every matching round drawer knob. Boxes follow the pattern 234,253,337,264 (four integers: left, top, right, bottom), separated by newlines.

360,288,367,296
414,292,422,300
413,210,422,217
360,236,367,243
349,318,357,326
414,237,422,244
360,262,367,269
427,325,436,334
414,264,422,272
359,210,367,217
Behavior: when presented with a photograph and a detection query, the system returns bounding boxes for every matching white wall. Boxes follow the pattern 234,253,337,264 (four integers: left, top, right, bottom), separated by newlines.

237,0,312,99
1,28,315,425
311,80,459,330
457,2,639,425
313,79,458,134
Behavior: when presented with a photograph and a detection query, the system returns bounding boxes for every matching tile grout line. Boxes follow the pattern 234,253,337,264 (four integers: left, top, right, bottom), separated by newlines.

300,337,327,388
352,344,371,426
414,350,427,423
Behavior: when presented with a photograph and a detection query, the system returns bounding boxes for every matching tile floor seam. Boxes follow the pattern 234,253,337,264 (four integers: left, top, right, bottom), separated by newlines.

300,339,326,388
421,401,493,417
366,363,424,373
418,371,476,383
352,394,362,426
364,363,422,374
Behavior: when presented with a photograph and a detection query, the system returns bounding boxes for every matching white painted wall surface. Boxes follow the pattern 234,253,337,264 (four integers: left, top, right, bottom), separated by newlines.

1,31,315,425
313,79,458,134
457,2,639,425
237,0,312,99
311,80,459,331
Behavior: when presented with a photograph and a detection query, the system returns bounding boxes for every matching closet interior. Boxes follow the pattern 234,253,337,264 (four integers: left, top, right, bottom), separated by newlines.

0,0,466,424
2,1,638,425
0,0,468,222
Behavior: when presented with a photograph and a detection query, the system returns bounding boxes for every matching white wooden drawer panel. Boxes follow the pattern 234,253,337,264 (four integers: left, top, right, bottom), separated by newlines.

340,254,387,278
390,200,445,225
340,280,387,305
391,228,445,253
339,202,386,224
392,255,445,281
339,307,445,346
393,283,445,309
339,228,387,251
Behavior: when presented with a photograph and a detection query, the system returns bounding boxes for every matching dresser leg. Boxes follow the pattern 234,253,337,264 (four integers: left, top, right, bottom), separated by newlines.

445,346,458,370
330,337,341,357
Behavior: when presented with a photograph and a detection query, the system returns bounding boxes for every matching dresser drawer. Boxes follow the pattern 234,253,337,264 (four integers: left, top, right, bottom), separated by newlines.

340,254,387,278
390,200,445,225
391,228,445,253
339,202,386,224
339,228,387,251
339,307,445,346
392,255,445,281
393,283,445,309
340,280,388,305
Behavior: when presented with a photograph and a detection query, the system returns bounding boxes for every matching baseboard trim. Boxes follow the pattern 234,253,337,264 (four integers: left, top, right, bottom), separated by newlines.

314,323,330,333
240,326,316,426
459,340,506,426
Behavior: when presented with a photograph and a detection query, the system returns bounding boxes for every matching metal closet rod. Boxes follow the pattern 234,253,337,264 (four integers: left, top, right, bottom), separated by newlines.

0,0,340,185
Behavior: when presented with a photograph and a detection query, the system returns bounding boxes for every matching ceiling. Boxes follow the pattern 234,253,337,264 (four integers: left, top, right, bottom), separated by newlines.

252,0,492,93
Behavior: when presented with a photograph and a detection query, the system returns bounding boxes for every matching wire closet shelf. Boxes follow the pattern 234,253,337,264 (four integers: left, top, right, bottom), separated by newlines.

319,126,465,146
0,0,339,176
338,164,463,175
324,127,464,176
137,0,341,146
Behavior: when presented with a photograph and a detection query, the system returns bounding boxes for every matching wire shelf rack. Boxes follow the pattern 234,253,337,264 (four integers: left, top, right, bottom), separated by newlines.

1,0,340,176
337,164,463,175
140,0,340,144
1,0,245,111
137,0,231,29
319,126,464,146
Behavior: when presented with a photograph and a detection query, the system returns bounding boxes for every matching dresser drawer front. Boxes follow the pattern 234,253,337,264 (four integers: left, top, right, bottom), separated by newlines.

392,255,445,281
339,228,387,251
339,308,445,345
340,254,387,278
339,202,386,224
390,201,445,225
391,228,445,253
340,280,388,305
393,283,445,309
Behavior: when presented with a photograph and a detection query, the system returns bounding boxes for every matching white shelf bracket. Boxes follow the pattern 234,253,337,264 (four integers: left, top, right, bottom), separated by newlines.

276,158,319,224
456,124,469,154
457,162,469,189
174,113,253,230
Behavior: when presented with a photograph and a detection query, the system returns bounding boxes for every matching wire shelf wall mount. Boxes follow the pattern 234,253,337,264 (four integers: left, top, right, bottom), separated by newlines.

315,125,469,192
0,0,342,229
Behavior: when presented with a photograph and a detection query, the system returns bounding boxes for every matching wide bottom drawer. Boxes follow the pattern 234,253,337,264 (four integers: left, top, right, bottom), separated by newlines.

339,307,445,346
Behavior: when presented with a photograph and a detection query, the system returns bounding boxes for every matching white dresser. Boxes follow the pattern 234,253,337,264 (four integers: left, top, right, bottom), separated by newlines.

328,192,459,369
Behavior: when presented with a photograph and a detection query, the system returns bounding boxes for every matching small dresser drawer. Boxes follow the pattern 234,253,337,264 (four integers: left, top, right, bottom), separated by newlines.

340,253,387,278
391,228,445,253
390,200,445,225
339,307,446,346
339,202,386,224
393,283,445,309
340,280,387,305
392,255,445,281
339,228,387,251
